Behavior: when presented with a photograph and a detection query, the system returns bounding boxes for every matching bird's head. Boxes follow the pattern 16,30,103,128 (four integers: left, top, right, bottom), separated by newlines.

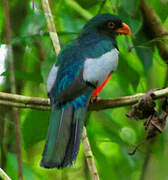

81,14,131,38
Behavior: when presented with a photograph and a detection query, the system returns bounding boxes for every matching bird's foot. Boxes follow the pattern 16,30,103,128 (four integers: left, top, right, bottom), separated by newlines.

90,95,99,103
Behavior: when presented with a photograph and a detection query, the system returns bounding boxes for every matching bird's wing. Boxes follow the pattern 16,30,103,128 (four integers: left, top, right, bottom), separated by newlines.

47,39,117,105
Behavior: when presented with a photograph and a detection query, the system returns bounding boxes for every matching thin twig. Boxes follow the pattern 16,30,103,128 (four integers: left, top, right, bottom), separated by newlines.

0,168,11,180
3,0,23,179
140,150,151,180
82,128,99,180
41,0,60,55
0,87,168,111
41,0,99,178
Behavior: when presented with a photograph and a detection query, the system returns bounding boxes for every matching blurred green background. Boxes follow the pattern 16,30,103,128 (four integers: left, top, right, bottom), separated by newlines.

0,0,168,179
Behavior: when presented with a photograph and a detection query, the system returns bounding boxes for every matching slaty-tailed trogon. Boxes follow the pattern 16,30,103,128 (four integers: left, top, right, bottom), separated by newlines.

40,13,131,168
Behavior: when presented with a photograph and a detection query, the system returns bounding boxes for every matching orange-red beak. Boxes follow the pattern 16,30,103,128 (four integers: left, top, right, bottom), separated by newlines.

116,23,131,35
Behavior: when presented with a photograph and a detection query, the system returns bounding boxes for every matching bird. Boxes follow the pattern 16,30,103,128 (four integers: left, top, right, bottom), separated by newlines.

40,13,131,169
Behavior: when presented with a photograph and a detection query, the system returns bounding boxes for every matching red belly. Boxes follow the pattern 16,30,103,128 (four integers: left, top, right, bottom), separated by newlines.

92,73,112,97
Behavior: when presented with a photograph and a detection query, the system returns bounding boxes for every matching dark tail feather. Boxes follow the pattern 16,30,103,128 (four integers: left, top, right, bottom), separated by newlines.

61,107,86,167
40,104,73,168
40,104,86,168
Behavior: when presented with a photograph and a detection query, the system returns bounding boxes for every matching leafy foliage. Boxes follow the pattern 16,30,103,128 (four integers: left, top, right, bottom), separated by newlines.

0,0,168,180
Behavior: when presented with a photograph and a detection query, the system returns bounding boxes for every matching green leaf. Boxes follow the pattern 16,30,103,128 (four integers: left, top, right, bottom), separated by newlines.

120,0,140,15
133,30,154,73
60,10,85,35
22,110,50,148
117,53,140,91
64,0,93,20
0,2,4,36
41,53,57,82
19,12,45,36
1,70,43,83
5,153,37,180
118,6,142,35
119,127,136,145
75,0,99,9
147,0,168,22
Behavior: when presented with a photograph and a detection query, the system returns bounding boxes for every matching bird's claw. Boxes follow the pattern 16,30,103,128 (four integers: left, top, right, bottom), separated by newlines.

90,95,99,103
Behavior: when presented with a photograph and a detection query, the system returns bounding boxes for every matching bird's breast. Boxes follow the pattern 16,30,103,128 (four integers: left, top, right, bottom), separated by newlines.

83,48,119,86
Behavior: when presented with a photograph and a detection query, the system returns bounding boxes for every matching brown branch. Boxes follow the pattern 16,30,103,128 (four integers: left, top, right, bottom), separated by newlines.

0,168,11,180
0,92,50,106
82,128,99,180
41,0,60,55
0,87,168,111
3,0,23,179
140,0,168,64
0,99,50,110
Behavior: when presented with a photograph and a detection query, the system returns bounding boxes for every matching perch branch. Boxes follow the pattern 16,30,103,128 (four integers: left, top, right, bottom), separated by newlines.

0,87,168,111
0,168,11,180
41,0,99,179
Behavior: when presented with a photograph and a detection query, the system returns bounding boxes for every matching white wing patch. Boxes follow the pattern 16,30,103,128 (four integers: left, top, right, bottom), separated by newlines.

46,65,59,93
83,48,119,85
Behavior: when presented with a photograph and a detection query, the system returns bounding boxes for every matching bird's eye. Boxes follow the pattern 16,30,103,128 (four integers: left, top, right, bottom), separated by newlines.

107,22,115,29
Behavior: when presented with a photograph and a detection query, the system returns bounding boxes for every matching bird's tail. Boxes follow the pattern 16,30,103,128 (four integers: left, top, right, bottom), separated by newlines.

40,103,86,168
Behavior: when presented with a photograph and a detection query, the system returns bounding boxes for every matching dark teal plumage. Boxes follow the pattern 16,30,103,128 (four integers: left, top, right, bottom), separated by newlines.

53,36,116,102
40,14,123,168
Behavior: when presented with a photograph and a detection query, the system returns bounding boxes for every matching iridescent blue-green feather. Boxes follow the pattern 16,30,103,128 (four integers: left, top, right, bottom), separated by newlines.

40,93,90,168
